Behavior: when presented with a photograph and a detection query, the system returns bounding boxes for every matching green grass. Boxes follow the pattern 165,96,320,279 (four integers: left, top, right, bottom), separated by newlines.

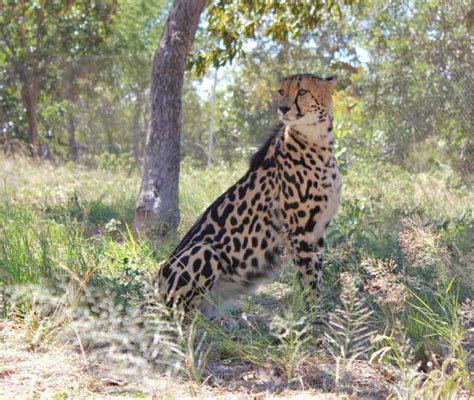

0,154,472,398
0,157,245,288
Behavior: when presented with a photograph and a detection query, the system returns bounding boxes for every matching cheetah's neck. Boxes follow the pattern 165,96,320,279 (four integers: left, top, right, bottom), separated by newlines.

284,119,335,153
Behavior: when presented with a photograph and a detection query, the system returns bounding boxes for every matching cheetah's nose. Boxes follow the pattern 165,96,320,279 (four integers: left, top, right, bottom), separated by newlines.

279,105,290,115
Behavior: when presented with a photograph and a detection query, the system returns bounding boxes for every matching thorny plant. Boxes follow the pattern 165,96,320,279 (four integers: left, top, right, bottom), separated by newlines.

173,310,213,384
1,273,214,385
270,310,312,383
0,263,96,351
71,282,214,384
1,284,67,351
323,273,376,389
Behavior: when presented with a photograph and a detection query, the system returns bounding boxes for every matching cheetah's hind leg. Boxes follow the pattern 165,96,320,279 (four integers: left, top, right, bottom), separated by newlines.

158,243,223,317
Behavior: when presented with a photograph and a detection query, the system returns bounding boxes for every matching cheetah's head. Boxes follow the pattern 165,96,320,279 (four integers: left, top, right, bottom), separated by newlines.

277,74,337,129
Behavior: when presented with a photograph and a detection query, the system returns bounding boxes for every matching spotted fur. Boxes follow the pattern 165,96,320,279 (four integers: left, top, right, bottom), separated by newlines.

157,74,342,317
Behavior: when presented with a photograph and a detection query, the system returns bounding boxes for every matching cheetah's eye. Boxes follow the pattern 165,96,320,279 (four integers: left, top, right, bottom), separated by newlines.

278,90,284,96
298,89,308,96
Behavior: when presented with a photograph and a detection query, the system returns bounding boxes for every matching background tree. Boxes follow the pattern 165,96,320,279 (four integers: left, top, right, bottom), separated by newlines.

0,0,116,157
133,0,207,235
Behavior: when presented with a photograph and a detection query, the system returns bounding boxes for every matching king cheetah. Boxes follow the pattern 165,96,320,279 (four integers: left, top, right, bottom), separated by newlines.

157,74,342,317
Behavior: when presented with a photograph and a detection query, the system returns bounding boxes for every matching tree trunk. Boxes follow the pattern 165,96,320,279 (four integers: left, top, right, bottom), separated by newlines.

67,110,79,161
133,0,207,236
100,105,116,154
132,95,144,165
66,66,80,161
207,68,218,167
21,81,39,157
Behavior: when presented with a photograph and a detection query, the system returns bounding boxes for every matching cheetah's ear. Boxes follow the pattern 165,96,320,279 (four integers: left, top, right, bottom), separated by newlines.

324,76,338,92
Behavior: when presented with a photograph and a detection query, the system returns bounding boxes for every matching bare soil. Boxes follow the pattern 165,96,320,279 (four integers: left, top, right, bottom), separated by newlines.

0,321,393,399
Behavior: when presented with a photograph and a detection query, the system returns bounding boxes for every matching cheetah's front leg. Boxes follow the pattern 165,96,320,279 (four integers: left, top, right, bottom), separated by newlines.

289,231,324,307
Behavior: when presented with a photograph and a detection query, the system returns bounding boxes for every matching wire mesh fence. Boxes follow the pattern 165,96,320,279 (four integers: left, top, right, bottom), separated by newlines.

0,5,472,175
367,43,473,175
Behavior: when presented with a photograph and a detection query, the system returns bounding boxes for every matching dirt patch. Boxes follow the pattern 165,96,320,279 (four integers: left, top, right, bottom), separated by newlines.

1,321,394,399
205,357,392,399
0,344,98,398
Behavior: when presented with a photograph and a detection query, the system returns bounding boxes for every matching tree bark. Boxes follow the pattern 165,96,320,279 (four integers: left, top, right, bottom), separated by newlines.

66,66,80,162
133,0,207,236
132,95,144,165
207,68,218,167
21,81,39,157
67,110,79,161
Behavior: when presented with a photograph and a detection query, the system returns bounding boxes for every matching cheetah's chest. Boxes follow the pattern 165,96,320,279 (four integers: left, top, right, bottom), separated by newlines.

279,148,341,241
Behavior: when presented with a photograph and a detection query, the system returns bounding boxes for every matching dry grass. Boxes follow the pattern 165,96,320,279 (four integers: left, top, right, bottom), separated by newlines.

0,321,97,399
362,258,409,314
